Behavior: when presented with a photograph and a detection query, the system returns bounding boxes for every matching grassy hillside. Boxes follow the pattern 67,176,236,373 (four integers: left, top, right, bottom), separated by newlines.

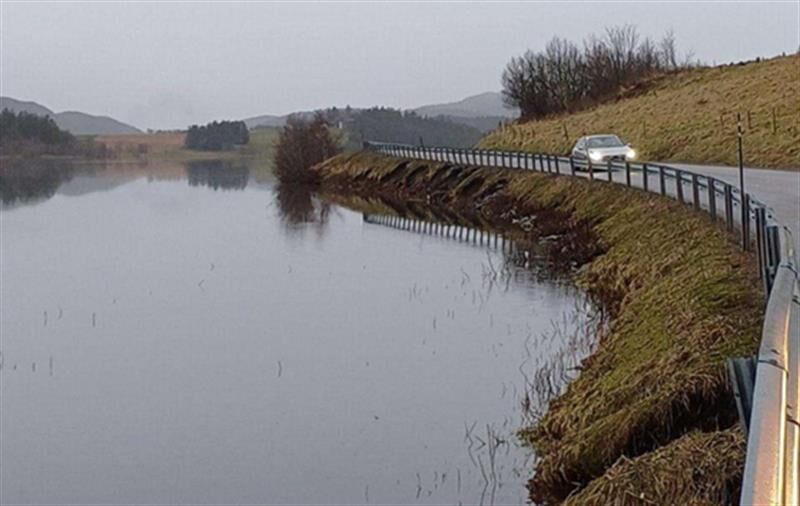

480,55,799,169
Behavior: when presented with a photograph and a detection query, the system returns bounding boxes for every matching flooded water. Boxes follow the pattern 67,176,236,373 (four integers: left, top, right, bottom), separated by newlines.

1,158,592,505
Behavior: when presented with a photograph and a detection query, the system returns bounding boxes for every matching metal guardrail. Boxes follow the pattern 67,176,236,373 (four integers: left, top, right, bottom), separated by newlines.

363,141,799,504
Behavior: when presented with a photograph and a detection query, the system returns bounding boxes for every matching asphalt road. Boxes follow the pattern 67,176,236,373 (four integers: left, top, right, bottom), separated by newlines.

670,163,799,251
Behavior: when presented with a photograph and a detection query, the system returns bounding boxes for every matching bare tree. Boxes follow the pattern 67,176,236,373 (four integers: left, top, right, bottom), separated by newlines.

659,29,678,70
274,113,340,184
501,24,690,120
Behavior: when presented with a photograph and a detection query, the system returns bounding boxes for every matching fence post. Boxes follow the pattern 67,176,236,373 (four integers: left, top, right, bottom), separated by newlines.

692,174,700,211
675,170,684,203
659,166,667,196
625,161,631,187
570,156,576,176
724,184,734,231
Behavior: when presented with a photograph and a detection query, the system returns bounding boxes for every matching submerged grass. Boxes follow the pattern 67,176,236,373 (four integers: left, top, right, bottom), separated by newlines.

314,151,762,504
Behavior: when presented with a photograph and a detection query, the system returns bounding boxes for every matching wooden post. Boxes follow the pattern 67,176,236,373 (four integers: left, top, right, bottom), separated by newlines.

771,107,777,133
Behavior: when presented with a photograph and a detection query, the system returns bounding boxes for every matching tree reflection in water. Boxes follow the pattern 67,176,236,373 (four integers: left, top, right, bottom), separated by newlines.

0,159,75,206
185,159,249,191
273,182,330,234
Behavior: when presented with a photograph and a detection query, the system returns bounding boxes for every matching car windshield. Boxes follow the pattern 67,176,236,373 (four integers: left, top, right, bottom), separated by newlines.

586,136,625,148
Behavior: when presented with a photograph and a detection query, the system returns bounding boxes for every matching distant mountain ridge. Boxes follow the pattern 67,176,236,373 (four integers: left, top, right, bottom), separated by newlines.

413,91,518,119
244,92,518,133
0,96,141,135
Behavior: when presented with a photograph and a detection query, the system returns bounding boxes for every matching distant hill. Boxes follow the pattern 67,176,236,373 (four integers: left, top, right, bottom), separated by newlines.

243,113,287,129
244,110,327,130
413,91,518,119
0,96,141,135
244,93,516,134
411,92,518,132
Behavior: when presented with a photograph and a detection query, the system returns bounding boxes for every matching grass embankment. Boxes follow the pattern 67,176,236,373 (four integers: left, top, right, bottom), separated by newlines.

480,55,800,170
93,127,280,163
314,151,763,504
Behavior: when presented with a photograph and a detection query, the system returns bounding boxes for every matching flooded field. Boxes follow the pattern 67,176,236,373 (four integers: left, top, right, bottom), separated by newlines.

1,159,593,505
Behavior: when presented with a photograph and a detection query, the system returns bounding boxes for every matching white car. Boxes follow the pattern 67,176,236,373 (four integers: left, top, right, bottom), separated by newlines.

571,134,636,164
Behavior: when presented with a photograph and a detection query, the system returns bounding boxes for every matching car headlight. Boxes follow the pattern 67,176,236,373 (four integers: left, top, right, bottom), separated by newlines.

589,151,603,162
626,148,636,160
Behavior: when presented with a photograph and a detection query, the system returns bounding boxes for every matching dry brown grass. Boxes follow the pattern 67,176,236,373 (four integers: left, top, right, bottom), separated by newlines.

563,429,746,505
480,55,800,170
314,151,763,504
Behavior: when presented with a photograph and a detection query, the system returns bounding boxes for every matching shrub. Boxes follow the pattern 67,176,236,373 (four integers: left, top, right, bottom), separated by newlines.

273,113,340,184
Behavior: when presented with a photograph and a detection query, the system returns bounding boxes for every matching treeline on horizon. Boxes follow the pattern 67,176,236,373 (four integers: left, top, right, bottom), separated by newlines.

184,120,249,151
502,25,692,120
0,109,76,155
338,108,483,149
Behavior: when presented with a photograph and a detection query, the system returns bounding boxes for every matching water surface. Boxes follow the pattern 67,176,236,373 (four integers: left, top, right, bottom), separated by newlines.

1,159,590,505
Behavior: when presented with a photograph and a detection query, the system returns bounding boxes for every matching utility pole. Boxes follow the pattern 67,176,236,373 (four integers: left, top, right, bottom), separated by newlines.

737,112,748,250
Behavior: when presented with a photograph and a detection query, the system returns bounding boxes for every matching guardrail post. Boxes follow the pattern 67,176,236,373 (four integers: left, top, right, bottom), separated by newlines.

607,160,613,181
725,184,734,231
659,166,667,196
708,178,717,219
755,207,767,286
692,174,700,211
642,163,649,192
570,156,576,176
742,194,751,251
625,161,631,186
588,158,594,180
546,155,552,173
676,170,685,203
765,224,780,292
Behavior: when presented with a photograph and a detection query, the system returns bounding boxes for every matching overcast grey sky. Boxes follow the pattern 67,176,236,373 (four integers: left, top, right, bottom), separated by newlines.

1,1,797,129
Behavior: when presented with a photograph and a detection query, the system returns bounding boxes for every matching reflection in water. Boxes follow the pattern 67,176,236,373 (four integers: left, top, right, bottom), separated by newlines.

274,182,331,232
2,162,595,505
0,158,74,206
185,159,249,190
